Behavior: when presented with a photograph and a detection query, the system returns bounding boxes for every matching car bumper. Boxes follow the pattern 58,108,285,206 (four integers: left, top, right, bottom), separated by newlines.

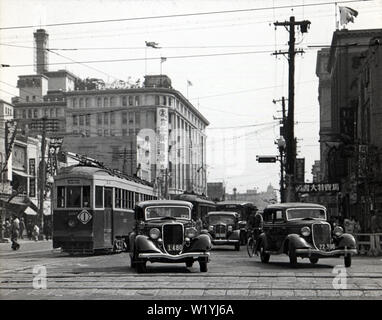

212,239,239,245
295,248,357,257
138,251,210,263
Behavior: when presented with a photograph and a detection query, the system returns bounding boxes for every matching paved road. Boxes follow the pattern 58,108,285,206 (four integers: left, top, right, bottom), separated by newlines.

0,241,381,299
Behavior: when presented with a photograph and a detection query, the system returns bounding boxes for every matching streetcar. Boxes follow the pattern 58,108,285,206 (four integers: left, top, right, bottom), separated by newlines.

216,201,258,244
173,193,216,226
52,162,156,254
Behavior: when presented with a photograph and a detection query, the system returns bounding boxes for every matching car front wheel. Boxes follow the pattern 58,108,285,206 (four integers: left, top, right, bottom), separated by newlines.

309,257,319,264
344,254,352,268
259,242,270,263
199,261,208,272
288,243,297,267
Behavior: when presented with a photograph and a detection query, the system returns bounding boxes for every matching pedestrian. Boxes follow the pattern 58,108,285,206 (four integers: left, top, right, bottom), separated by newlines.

19,217,26,239
32,224,40,241
195,218,203,232
4,218,11,238
344,216,355,234
27,221,33,240
10,215,20,250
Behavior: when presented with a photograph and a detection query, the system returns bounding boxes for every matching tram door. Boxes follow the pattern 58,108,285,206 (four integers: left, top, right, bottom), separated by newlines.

104,187,113,245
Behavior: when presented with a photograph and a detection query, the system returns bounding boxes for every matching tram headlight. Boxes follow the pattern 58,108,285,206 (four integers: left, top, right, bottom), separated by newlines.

149,228,161,240
68,219,77,228
186,227,197,238
227,225,233,232
333,226,344,237
301,226,311,237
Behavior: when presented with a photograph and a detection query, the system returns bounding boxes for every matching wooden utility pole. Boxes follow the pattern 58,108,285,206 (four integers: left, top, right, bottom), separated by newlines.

273,16,311,202
38,117,47,232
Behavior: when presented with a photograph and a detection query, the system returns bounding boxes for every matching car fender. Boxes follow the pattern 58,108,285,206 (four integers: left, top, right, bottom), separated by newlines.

129,231,137,256
284,234,311,250
187,234,212,252
337,233,357,249
228,230,240,241
135,235,162,253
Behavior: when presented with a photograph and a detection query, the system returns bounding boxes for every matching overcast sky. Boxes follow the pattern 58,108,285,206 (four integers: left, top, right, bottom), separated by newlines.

1,0,381,194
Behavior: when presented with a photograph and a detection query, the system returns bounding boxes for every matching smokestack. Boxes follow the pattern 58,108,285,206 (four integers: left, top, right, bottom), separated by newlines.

34,29,49,74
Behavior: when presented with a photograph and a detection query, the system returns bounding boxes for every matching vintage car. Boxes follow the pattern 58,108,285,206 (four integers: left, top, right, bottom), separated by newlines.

255,203,357,267
206,211,241,251
129,200,212,273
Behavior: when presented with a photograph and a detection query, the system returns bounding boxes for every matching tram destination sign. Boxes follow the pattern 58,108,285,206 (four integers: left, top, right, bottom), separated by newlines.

295,183,340,193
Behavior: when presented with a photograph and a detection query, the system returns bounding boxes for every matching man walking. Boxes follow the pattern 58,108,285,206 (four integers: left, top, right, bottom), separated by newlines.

19,217,26,239
10,215,20,250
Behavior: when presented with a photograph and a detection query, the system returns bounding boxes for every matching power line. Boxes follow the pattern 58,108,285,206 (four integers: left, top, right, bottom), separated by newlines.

0,1,370,30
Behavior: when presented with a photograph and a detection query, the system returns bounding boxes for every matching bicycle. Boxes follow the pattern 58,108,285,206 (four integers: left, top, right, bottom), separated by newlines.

246,229,258,257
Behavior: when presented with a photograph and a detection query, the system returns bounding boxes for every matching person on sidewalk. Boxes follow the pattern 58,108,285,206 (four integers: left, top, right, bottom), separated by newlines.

32,224,40,241
19,217,26,239
10,215,20,250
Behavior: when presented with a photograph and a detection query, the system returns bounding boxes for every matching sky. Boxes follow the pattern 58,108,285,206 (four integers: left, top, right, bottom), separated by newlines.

1,0,381,195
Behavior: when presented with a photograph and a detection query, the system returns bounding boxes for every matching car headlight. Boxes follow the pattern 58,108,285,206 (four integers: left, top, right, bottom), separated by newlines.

333,226,344,237
227,225,233,232
186,227,197,238
301,226,311,237
208,225,214,231
149,228,160,240
68,219,77,228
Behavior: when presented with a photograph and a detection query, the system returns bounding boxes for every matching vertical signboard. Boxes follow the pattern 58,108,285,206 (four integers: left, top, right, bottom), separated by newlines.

295,158,305,184
156,108,169,171
29,158,36,197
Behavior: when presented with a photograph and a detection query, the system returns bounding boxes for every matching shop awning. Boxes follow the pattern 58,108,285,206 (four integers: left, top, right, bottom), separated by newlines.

13,169,33,178
25,207,37,216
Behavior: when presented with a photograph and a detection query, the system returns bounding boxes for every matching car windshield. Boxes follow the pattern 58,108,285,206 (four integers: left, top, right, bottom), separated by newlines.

145,206,191,220
208,215,236,225
286,208,326,220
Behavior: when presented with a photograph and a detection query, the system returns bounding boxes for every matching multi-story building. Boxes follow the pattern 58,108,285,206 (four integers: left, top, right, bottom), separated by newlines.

11,29,210,198
63,74,209,197
316,28,382,230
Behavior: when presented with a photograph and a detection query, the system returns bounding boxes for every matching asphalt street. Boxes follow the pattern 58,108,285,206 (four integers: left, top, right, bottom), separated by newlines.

0,240,381,300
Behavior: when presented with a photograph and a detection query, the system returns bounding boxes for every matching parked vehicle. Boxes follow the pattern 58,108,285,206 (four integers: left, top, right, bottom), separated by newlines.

256,203,357,267
216,201,258,245
129,200,212,273
52,164,156,254
206,211,241,251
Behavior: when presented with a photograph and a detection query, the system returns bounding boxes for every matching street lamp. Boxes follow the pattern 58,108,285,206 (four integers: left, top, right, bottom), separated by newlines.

276,137,286,203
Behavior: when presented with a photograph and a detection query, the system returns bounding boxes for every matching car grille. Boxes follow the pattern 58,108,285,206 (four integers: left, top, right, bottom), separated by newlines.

215,224,226,239
312,223,331,249
163,224,184,255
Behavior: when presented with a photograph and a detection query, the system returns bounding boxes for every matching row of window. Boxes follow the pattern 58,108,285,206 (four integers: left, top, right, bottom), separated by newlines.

16,108,63,119
56,185,155,209
70,95,141,108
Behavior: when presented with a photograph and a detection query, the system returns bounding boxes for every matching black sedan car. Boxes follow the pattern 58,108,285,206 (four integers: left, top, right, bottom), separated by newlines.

255,203,357,267
129,200,212,273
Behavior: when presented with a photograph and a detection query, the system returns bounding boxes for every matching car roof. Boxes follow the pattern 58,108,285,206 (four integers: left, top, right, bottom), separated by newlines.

207,211,238,216
137,200,193,209
264,202,326,210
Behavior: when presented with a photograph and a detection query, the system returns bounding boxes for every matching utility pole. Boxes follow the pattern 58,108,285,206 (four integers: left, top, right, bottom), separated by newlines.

273,16,311,202
38,117,47,234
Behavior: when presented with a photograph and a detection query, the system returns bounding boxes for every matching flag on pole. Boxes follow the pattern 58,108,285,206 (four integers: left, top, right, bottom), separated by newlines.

145,41,161,48
187,80,193,86
339,6,358,26
160,57,167,63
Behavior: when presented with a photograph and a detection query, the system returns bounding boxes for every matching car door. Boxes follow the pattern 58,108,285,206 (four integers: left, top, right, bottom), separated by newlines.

272,209,287,250
104,187,113,246
262,209,274,249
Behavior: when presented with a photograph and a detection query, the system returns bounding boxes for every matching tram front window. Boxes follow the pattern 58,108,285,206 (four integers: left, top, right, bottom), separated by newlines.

67,186,81,207
83,186,90,207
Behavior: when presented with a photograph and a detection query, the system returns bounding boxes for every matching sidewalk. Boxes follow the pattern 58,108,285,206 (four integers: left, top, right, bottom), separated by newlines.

0,239,55,256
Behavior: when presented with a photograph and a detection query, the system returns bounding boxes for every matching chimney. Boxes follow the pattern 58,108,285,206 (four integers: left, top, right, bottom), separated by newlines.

34,29,49,74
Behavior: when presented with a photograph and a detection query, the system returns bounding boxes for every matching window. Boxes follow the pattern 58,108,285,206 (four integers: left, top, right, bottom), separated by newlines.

275,210,283,221
97,97,102,107
44,109,48,117
110,96,115,106
86,114,90,126
122,96,127,106
104,97,109,107
73,115,78,125
122,129,127,136
67,186,81,207
128,96,133,106
73,98,77,108
79,98,83,108
162,96,167,105
97,113,102,125
128,112,134,123
135,96,140,106
135,112,140,125
95,186,103,208
50,109,55,117
79,115,84,125
110,112,115,124
83,186,90,207
155,95,160,105
110,129,115,136
22,110,26,118
169,97,172,106
122,111,127,124
104,113,109,125
97,129,102,136
104,129,109,136
34,109,38,118
57,186,65,208
115,188,121,208
32,95,36,101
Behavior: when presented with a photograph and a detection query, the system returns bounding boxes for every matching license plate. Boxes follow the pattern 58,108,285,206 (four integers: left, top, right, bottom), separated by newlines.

166,244,183,251
319,243,335,251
